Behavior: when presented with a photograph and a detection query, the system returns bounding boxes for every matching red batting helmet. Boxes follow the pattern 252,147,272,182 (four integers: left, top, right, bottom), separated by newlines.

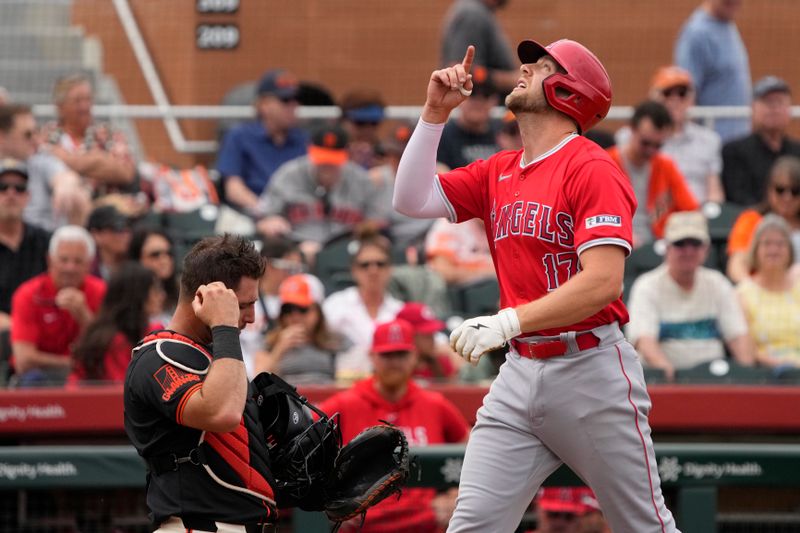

517,39,612,133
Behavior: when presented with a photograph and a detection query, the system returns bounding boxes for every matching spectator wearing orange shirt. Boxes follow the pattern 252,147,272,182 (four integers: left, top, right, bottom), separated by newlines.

727,155,800,282
607,100,698,246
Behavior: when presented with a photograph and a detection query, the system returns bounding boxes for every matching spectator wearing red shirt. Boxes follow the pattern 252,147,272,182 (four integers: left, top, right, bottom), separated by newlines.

69,261,164,385
320,319,470,533
10,225,105,386
396,301,462,381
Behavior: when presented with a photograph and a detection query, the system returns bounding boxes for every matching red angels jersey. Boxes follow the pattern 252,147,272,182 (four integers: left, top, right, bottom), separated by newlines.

436,135,637,336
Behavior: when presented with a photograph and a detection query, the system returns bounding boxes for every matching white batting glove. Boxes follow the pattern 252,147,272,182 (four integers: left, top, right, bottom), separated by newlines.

450,308,521,365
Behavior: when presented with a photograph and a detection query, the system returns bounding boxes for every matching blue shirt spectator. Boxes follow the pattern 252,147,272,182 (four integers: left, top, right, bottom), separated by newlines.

216,69,308,212
674,1,751,143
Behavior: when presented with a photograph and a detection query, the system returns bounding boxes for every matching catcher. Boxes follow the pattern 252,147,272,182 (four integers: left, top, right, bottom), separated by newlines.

321,319,470,533
124,235,408,533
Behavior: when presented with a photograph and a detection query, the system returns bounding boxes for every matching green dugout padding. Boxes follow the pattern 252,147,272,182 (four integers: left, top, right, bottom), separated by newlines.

0,443,799,490
1,443,799,533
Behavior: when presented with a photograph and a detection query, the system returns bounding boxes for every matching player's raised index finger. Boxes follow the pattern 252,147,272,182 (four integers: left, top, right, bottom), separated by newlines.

462,45,475,74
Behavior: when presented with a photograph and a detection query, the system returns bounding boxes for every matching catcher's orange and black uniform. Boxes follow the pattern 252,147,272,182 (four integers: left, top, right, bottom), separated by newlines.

124,330,277,532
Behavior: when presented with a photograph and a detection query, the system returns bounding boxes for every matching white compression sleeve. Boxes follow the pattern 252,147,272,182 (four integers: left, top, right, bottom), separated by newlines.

392,118,450,219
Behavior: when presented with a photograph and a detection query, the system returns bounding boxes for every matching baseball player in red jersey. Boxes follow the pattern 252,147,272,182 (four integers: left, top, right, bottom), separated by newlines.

393,41,680,532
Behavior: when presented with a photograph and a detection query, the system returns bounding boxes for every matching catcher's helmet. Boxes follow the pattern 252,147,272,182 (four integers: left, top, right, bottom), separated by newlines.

517,39,612,133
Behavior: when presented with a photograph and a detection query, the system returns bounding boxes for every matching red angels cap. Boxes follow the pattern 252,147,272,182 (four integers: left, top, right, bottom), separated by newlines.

575,487,601,514
536,487,587,514
371,319,415,354
396,302,445,334
278,274,325,308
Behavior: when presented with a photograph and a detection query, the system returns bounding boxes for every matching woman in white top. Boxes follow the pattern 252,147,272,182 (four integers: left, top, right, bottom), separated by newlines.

323,230,403,380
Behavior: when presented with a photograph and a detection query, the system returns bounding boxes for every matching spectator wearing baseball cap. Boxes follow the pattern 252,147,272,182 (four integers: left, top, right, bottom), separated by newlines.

397,302,461,381
626,211,754,381
631,66,724,204
722,75,800,207
532,487,607,533
216,68,308,212
86,204,131,281
258,273,343,384
339,89,386,170
0,158,50,339
607,100,699,246
319,318,469,532
437,65,500,171
255,122,389,261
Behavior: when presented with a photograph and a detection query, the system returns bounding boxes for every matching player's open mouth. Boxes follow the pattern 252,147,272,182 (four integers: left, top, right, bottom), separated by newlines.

516,80,527,90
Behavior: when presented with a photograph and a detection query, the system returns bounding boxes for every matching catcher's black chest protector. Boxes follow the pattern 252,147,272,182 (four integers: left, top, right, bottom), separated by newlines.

134,331,278,521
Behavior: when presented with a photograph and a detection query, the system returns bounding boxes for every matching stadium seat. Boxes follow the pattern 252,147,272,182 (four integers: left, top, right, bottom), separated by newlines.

642,367,668,385
704,202,744,242
449,277,500,317
389,265,450,317
623,241,665,301
313,237,357,295
674,360,771,385
163,207,219,264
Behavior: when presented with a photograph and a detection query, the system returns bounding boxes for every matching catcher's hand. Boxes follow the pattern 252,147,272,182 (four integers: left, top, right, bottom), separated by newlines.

450,307,521,364
324,424,410,524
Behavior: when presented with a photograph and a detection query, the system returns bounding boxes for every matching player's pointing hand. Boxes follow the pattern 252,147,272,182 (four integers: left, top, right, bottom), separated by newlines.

450,308,521,365
424,45,475,123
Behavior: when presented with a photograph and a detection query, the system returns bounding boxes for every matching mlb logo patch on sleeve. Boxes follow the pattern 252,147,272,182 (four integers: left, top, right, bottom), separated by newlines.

585,215,622,229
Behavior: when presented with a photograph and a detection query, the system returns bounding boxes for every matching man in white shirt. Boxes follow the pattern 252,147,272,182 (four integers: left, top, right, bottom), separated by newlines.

626,211,754,381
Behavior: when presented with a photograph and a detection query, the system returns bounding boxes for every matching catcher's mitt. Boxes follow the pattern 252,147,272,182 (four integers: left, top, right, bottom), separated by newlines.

324,424,410,525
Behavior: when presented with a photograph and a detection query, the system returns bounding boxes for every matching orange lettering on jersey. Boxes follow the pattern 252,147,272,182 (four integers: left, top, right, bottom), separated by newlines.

153,364,201,401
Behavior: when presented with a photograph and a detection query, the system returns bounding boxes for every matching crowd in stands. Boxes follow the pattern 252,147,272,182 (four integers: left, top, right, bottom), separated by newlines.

0,6,799,393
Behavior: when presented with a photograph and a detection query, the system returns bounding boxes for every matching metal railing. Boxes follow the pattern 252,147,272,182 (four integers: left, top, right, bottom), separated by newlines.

28,103,800,154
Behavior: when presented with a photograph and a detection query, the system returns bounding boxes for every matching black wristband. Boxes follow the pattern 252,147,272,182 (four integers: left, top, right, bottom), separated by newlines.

211,325,243,361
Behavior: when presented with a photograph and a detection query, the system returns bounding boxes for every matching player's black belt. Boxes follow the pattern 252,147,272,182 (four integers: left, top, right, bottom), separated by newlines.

146,448,203,475
176,516,275,532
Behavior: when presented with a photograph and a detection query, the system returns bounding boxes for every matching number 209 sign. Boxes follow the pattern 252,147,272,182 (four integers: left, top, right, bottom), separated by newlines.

196,24,240,50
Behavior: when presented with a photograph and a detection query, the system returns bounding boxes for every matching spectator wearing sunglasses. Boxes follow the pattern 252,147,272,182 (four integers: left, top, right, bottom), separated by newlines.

128,227,179,324
323,231,403,381
607,100,699,247
641,67,725,204
727,156,800,282
0,104,89,232
216,69,308,213
627,211,753,382
737,215,800,370
339,89,386,170
722,76,800,207
256,273,342,384
0,159,50,337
